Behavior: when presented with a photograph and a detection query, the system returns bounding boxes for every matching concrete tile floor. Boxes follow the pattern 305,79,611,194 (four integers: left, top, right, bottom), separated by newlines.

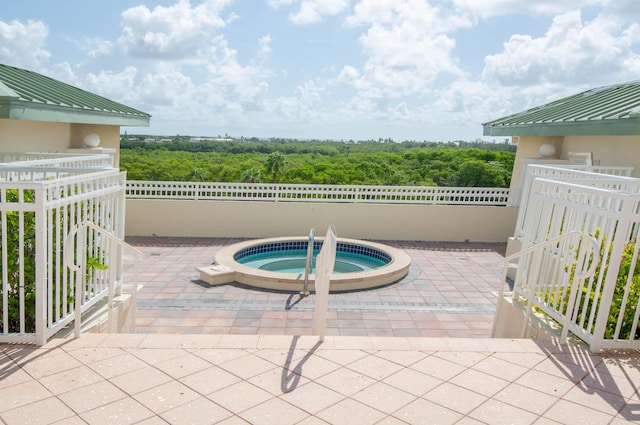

1,334,639,424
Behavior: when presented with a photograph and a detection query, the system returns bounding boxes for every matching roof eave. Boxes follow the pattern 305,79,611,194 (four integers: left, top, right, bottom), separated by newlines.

483,118,640,137
0,99,150,127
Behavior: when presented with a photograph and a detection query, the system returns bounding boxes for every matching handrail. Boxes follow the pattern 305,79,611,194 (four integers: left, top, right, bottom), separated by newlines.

300,228,315,296
64,221,144,338
313,226,337,342
492,230,600,341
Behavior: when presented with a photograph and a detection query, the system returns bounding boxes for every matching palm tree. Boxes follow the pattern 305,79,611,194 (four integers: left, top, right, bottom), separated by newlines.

265,151,286,183
240,167,263,183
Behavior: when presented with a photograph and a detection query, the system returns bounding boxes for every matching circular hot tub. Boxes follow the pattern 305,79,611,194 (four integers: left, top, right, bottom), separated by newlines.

202,237,411,292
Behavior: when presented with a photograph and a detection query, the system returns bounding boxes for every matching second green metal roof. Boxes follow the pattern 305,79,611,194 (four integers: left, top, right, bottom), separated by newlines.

0,63,150,127
483,81,640,137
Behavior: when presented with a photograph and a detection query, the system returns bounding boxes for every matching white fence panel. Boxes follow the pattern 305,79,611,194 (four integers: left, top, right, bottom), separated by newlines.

515,177,640,352
125,180,511,206
1,155,127,345
515,165,637,237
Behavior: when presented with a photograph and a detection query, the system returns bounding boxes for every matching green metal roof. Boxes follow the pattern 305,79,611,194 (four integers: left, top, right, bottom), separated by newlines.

0,63,150,126
483,81,640,137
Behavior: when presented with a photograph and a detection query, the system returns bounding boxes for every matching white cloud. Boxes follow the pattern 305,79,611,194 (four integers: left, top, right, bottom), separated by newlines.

49,62,84,88
431,80,513,126
3,0,639,140
346,0,471,33
337,65,359,85
266,0,297,7
86,38,114,58
118,0,232,60
83,56,271,129
289,0,350,24
0,19,50,70
453,0,606,20
267,0,349,24
334,0,640,138
202,38,272,106
339,0,469,101
270,80,324,122
85,66,140,104
603,0,640,22
483,10,640,89
257,35,273,63
102,0,275,126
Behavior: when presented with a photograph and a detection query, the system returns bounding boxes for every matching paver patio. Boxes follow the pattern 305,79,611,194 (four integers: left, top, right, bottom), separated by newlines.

2,334,639,424
128,237,507,337
2,237,639,424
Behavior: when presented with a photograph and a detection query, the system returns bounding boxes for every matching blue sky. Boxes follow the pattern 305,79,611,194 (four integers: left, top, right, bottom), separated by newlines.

1,0,639,141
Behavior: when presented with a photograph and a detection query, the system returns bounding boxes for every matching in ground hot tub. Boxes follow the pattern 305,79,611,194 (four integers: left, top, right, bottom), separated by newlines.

197,237,411,292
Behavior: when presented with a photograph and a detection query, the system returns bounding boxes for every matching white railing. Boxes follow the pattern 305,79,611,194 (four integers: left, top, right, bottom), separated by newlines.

65,221,143,338
515,165,637,237
1,154,127,345
494,231,600,343
514,176,640,352
0,153,115,183
0,152,114,169
301,228,315,297
126,180,511,205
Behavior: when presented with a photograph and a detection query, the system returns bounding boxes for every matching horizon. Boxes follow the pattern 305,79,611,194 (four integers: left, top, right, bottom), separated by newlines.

120,132,512,144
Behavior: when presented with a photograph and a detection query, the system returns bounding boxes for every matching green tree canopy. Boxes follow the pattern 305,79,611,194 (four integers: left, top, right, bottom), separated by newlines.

119,138,516,187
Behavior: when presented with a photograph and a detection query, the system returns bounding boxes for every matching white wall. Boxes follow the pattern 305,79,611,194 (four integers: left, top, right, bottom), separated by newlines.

510,135,640,192
508,134,640,205
0,119,70,152
509,136,564,193
561,135,640,176
0,119,121,162
125,199,518,243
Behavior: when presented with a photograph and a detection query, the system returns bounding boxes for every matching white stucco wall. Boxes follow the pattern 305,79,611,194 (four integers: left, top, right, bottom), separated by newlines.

508,134,640,201
0,119,121,163
508,136,564,194
125,199,518,243
561,135,640,176
0,119,70,152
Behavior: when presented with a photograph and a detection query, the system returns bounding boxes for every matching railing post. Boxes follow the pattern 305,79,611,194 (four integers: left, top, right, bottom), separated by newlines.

73,224,86,339
108,233,117,333
300,228,315,297
590,196,635,352
34,187,47,346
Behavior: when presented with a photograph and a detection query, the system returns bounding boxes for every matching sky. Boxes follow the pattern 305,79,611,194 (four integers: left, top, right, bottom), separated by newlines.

1,0,639,141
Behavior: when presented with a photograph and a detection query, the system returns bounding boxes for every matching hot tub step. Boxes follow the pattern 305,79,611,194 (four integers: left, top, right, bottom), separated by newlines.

196,265,236,286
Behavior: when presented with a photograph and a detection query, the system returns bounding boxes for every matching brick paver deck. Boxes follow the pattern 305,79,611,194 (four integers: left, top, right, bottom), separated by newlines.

126,237,507,337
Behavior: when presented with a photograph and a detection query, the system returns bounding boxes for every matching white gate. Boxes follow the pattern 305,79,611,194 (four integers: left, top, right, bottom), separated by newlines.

1,153,128,345
512,173,640,352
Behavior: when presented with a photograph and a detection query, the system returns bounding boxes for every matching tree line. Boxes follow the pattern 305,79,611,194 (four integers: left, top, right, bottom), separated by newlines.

119,138,516,187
